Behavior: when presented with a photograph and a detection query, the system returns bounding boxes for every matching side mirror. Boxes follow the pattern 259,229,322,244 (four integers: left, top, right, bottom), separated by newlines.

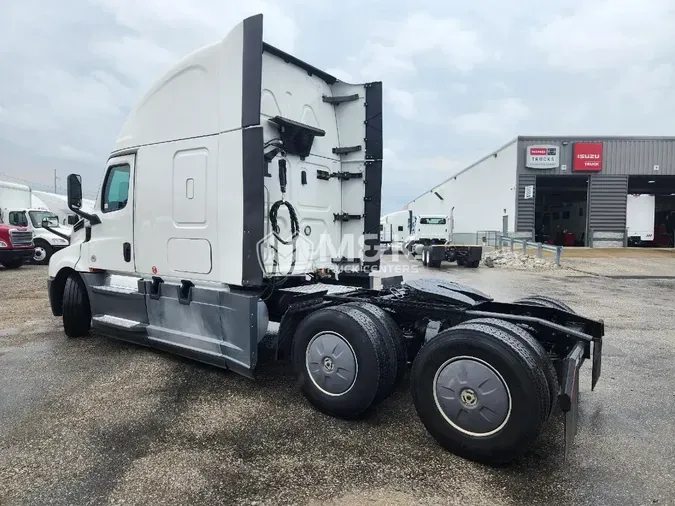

67,174,83,209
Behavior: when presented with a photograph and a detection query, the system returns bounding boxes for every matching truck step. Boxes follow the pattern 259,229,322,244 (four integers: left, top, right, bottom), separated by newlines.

278,283,360,295
92,315,148,333
91,284,138,295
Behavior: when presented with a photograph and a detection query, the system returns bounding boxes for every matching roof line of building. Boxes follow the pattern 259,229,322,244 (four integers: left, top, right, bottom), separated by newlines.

403,137,518,207
517,135,675,141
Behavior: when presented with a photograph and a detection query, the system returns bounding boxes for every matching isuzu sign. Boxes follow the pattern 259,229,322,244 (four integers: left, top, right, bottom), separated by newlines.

573,142,603,171
525,144,559,169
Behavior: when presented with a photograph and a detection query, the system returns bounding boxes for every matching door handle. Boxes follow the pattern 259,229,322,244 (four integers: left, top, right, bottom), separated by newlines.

123,242,131,262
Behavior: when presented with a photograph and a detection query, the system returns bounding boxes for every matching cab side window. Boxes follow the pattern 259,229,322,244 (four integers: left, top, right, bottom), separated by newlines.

102,164,131,213
9,211,28,227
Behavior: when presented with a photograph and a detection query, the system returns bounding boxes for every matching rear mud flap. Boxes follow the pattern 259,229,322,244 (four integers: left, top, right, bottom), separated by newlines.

558,341,585,460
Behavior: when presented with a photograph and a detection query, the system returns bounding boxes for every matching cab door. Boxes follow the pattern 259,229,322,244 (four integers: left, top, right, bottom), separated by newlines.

85,154,136,273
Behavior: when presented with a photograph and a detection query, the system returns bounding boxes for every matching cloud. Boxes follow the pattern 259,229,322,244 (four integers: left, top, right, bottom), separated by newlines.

452,98,530,137
530,0,675,72
353,12,487,82
2,0,675,213
59,145,99,163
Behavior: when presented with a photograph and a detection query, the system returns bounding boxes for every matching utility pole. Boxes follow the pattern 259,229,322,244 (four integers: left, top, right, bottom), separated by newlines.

54,169,57,193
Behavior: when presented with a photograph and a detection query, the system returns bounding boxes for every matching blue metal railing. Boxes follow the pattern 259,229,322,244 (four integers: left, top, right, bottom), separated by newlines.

497,236,563,266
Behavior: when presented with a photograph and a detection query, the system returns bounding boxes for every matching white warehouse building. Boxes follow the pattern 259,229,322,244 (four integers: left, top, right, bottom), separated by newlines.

403,135,675,247
404,139,519,246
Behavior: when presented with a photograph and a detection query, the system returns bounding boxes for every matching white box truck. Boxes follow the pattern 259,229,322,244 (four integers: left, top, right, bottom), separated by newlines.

0,181,71,264
626,194,655,246
46,14,606,465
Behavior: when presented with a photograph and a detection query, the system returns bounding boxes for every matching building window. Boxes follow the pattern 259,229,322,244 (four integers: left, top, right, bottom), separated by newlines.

397,226,404,231
562,211,570,220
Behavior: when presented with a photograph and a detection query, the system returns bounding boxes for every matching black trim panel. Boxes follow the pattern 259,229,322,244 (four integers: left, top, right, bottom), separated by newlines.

241,126,265,286
241,14,263,128
262,43,337,85
363,81,383,271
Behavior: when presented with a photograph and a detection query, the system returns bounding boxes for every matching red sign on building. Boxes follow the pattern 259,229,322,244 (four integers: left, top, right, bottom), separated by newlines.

573,142,603,172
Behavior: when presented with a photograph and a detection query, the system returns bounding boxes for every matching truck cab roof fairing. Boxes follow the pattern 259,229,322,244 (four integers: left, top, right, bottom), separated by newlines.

113,14,266,152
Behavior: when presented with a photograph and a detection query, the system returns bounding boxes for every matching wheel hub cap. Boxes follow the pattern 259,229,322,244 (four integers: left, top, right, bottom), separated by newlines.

306,331,357,396
433,357,511,437
34,247,46,261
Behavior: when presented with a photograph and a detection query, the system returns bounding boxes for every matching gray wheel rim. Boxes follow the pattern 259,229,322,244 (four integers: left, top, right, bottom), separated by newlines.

305,331,358,396
33,247,46,262
433,356,511,437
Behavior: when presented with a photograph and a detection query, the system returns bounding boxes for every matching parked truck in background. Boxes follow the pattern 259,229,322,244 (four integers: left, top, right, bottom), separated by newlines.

0,181,71,264
626,194,655,246
405,214,483,268
0,223,34,269
33,190,96,226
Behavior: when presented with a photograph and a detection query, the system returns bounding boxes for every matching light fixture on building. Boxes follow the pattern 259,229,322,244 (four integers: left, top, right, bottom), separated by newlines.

648,180,656,184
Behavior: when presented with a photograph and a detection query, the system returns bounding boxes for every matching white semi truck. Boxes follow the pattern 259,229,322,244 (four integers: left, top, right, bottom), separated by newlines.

0,181,71,264
405,214,483,268
33,190,96,226
46,14,606,465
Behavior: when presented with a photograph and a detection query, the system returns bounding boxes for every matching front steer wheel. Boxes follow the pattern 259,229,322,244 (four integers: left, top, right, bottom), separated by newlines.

62,274,92,337
292,305,391,419
410,323,550,465
32,241,54,265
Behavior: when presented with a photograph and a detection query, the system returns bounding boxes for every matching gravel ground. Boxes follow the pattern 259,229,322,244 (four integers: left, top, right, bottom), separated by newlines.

1,260,675,506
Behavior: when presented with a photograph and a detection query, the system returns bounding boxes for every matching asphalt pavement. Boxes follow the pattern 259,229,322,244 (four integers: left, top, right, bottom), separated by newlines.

1,258,674,506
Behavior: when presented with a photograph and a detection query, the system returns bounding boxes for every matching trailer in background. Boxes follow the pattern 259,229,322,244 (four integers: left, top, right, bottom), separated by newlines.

380,210,413,253
626,194,655,246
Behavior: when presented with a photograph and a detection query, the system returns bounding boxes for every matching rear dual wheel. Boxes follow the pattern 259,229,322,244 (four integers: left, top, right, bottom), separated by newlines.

410,319,552,465
292,303,406,419
514,295,576,314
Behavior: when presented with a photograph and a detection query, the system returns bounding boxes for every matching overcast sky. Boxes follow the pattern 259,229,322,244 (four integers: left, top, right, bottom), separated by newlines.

1,0,674,211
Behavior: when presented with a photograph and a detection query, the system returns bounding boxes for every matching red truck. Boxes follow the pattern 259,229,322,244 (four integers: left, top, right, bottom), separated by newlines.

0,224,34,269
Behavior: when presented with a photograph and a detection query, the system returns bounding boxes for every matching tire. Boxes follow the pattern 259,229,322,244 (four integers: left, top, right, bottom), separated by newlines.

514,295,576,314
331,304,396,404
62,274,92,337
428,249,442,268
457,258,465,266
32,241,53,265
410,323,550,465
292,305,390,419
454,318,558,419
466,260,480,268
422,247,428,266
342,302,407,390
1,259,24,269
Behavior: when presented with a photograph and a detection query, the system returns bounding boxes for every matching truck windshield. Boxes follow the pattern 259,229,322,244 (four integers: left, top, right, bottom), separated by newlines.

419,218,446,225
29,211,59,228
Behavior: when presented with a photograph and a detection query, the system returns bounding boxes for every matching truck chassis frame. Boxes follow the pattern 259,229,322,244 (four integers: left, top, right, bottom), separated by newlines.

266,275,603,463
